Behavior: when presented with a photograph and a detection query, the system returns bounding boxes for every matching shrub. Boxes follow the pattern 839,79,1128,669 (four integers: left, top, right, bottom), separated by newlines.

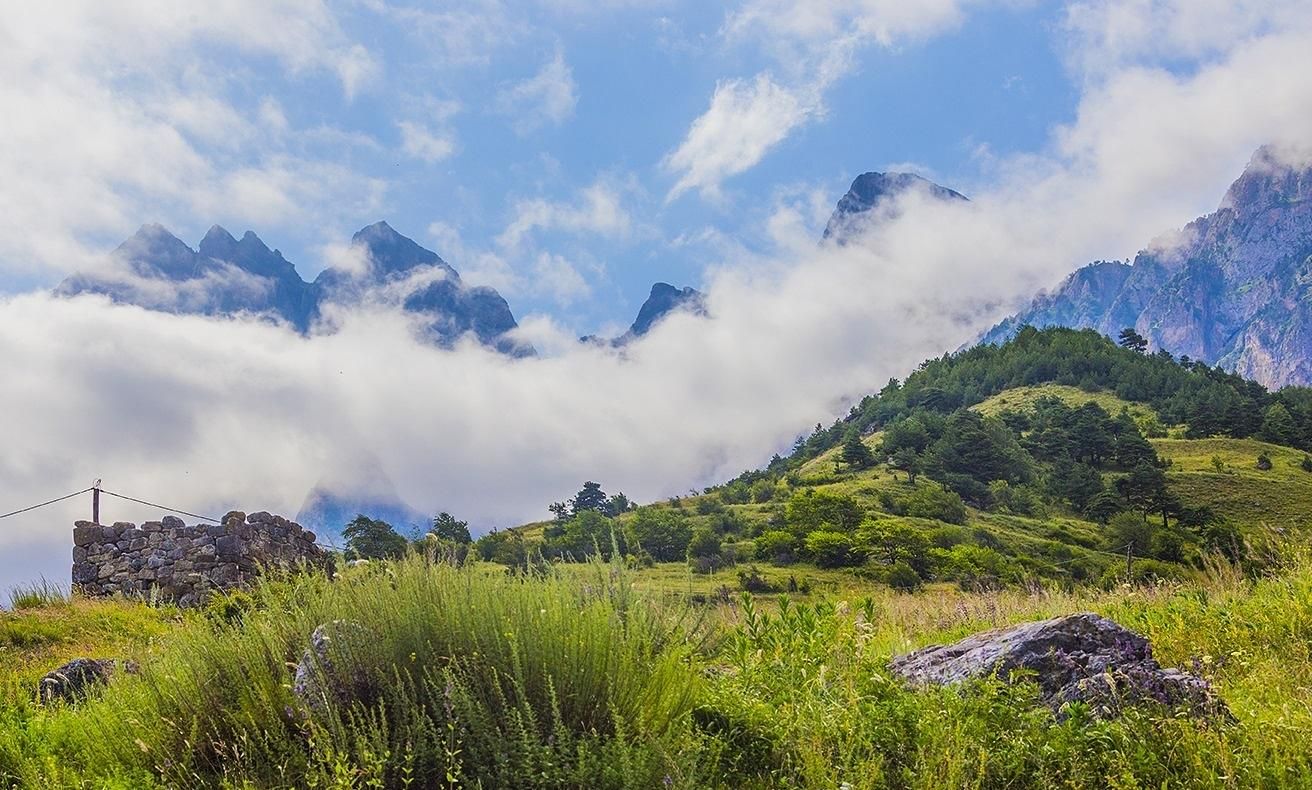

754,530,797,564
625,508,693,562
885,561,923,591
736,566,777,593
687,527,722,560
803,530,855,568
785,490,864,535
904,486,967,524
1256,453,1273,471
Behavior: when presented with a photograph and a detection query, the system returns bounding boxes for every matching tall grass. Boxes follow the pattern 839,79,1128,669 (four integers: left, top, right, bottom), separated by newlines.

4,553,1312,787
7,557,704,788
6,579,67,611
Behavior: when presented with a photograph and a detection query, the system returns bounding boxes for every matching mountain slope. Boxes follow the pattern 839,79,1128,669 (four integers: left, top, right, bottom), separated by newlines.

984,146,1312,387
57,221,528,355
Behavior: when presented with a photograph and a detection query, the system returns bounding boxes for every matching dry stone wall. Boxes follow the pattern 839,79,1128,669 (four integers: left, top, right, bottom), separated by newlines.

72,510,331,607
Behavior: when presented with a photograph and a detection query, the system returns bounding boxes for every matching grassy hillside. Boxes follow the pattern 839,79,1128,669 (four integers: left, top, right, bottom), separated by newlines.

1155,437,1312,528
3,553,1311,787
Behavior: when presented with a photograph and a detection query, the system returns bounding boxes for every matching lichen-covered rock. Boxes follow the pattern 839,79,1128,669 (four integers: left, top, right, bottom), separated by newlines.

292,621,376,712
889,612,1226,719
38,658,138,704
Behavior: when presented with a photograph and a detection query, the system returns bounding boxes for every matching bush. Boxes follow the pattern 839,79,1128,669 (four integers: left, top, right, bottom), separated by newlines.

625,508,693,562
736,566,777,593
903,486,968,524
687,527,722,560
754,530,797,564
803,530,855,568
1256,453,1273,471
885,561,923,591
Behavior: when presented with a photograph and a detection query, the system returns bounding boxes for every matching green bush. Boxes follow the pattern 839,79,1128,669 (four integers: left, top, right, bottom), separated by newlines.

754,530,797,563
803,530,855,568
903,486,967,524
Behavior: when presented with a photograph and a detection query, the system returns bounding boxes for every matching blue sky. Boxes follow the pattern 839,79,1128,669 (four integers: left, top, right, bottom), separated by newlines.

2,1,1082,335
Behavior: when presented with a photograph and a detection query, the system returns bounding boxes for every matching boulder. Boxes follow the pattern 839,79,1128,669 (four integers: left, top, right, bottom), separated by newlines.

38,658,138,704
292,621,375,712
889,612,1226,719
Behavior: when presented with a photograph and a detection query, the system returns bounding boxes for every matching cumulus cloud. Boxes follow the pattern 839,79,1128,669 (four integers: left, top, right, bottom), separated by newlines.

398,121,458,163
495,50,580,134
664,75,815,201
498,182,633,249
0,1,381,279
664,0,978,200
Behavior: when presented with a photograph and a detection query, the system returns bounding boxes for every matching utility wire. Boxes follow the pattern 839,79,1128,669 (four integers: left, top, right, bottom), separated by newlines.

98,489,222,524
0,487,93,520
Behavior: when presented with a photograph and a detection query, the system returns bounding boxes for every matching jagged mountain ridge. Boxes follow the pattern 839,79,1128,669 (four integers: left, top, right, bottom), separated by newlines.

57,221,528,355
983,146,1312,388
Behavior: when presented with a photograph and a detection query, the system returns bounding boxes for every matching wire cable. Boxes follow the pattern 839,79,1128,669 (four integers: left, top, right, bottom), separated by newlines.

98,489,222,524
0,488,93,520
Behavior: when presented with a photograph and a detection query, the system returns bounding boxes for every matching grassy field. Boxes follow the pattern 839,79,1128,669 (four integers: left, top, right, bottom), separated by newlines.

1154,437,1312,529
1,553,1311,788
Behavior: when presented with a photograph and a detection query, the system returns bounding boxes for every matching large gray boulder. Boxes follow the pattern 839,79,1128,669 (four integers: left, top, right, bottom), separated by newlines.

38,657,138,704
889,612,1226,719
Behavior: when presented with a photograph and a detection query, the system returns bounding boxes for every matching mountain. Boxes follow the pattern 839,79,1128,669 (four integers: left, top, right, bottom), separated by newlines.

983,146,1312,387
823,171,968,242
57,222,528,355
581,282,706,347
312,222,529,356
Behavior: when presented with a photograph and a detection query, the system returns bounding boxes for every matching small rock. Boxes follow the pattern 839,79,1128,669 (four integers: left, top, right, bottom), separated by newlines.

889,612,1226,719
38,658,139,704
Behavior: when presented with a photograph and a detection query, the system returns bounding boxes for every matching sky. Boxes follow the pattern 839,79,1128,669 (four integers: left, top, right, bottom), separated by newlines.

2,0,1312,590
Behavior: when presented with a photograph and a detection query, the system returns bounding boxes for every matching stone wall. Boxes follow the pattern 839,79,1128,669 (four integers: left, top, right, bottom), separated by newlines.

72,510,331,607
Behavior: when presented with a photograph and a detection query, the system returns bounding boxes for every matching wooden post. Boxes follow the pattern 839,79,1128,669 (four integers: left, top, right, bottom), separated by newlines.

1125,543,1133,580
92,487,100,525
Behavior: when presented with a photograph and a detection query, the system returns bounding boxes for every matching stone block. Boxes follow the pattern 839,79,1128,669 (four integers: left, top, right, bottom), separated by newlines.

73,525,100,547
161,515,185,530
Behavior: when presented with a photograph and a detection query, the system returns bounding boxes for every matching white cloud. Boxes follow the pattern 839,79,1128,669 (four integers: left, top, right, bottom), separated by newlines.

398,121,457,163
0,1,382,280
499,182,633,249
531,252,593,305
495,50,580,134
665,0,979,200
664,75,814,201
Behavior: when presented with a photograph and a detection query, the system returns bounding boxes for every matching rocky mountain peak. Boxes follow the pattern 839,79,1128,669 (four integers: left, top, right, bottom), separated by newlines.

349,221,455,279
1218,145,1312,222
823,171,968,241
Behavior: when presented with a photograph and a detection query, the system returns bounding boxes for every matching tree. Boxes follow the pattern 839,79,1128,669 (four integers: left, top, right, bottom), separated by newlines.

431,512,472,544
1106,510,1155,557
1302,454,1312,473
342,515,408,560
687,527,722,560
548,502,570,522
1256,453,1273,471
1260,403,1296,446
1118,327,1148,353
888,447,922,483
624,509,692,562
841,433,876,470
785,490,864,536
543,510,618,560
606,492,633,515
1084,489,1124,524
1116,461,1168,516
571,481,609,515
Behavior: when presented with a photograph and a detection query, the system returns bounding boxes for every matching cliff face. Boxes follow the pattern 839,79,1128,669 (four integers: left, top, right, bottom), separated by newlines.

983,147,1312,388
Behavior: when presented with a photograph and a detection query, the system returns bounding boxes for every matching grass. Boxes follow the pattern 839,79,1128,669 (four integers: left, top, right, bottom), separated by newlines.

1154,437,1312,528
970,384,1156,423
1,551,1310,787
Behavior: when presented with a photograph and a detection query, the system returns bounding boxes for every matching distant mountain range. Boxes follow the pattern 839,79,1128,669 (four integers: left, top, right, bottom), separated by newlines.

983,146,1312,388
58,221,531,356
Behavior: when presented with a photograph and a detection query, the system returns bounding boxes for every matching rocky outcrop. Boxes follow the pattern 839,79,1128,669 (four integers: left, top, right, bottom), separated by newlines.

292,620,376,712
38,657,139,704
983,146,1312,388
890,613,1225,719
72,511,330,607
